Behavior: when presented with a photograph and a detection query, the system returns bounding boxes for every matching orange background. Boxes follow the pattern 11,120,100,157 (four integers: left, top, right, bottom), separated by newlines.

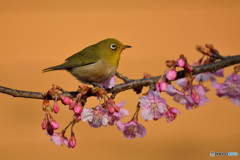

0,0,240,160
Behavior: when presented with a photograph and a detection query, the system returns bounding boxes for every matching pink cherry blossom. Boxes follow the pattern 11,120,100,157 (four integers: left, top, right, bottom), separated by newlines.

213,68,224,77
217,73,240,97
175,77,194,94
50,132,70,148
166,68,177,81
165,85,188,105
108,101,129,125
106,98,120,113
175,78,210,108
216,73,240,106
116,120,146,139
195,69,224,88
165,107,181,123
175,77,191,91
81,105,108,128
196,72,211,82
177,58,185,67
191,91,200,105
139,90,166,121
185,95,195,110
194,84,210,106
182,85,210,110
229,96,240,106
100,76,116,89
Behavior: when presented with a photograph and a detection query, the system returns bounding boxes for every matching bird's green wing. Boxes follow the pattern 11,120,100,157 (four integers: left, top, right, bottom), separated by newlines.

63,46,99,68
43,46,99,72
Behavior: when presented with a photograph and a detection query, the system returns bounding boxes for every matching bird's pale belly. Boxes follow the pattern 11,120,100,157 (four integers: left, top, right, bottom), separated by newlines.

68,60,117,84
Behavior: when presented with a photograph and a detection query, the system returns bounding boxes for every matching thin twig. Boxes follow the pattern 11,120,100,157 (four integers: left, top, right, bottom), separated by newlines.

0,55,240,100
115,72,132,82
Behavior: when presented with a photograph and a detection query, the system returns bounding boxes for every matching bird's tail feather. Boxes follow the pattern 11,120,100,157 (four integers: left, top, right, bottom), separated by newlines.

42,65,65,73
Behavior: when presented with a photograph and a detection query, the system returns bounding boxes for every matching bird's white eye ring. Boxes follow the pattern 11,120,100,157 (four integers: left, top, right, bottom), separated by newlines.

110,43,117,50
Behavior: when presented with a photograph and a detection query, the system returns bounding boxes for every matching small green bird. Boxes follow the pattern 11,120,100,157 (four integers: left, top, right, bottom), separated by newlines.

43,38,131,85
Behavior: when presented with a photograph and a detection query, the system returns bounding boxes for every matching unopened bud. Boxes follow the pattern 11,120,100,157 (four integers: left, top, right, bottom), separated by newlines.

107,103,115,113
177,58,185,67
51,120,59,130
186,63,193,72
205,44,214,50
49,116,59,130
156,81,167,92
41,116,47,130
74,104,83,114
179,54,185,59
203,59,211,64
47,122,54,135
143,73,152,78
166,60,176,68
53,101,59,113
113,105,120,112
234,65,240,74
69,133,76,148
78,85,89,95
196,45,212,56
69,99,77,110
60,95,71,105
166,69,177,81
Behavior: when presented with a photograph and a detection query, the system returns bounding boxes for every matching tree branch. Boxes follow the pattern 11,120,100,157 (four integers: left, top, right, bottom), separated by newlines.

0,55,240,100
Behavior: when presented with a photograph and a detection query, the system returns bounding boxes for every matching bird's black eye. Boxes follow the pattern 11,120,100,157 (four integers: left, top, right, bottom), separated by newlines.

110,43,117,50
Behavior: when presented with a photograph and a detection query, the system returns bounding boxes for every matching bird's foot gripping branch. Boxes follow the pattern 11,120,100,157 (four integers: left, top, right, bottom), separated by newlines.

0,44,240,148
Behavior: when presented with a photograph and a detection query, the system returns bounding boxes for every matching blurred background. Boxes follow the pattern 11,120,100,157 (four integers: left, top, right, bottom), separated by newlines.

0,0,240,160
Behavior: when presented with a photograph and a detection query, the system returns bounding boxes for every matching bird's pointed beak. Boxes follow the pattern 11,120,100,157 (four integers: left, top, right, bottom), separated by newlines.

122,45,132,50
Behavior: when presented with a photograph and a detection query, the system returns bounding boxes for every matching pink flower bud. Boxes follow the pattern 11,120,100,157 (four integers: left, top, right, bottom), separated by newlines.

113,105,120,112
186,63,193,72
108,98,115,104
107,98,117,113
41,117,47,130
74,105,83,114
156,81,167,92
107,103,115,113
177,58,185,67
160,81,167,91
69,133,76,148
69,100,76,110
60,95,71,105
50,120,59,130
155,82,160,91
53,101,59,113
47,122,54,135
166,107,181,123
166,69,177,81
